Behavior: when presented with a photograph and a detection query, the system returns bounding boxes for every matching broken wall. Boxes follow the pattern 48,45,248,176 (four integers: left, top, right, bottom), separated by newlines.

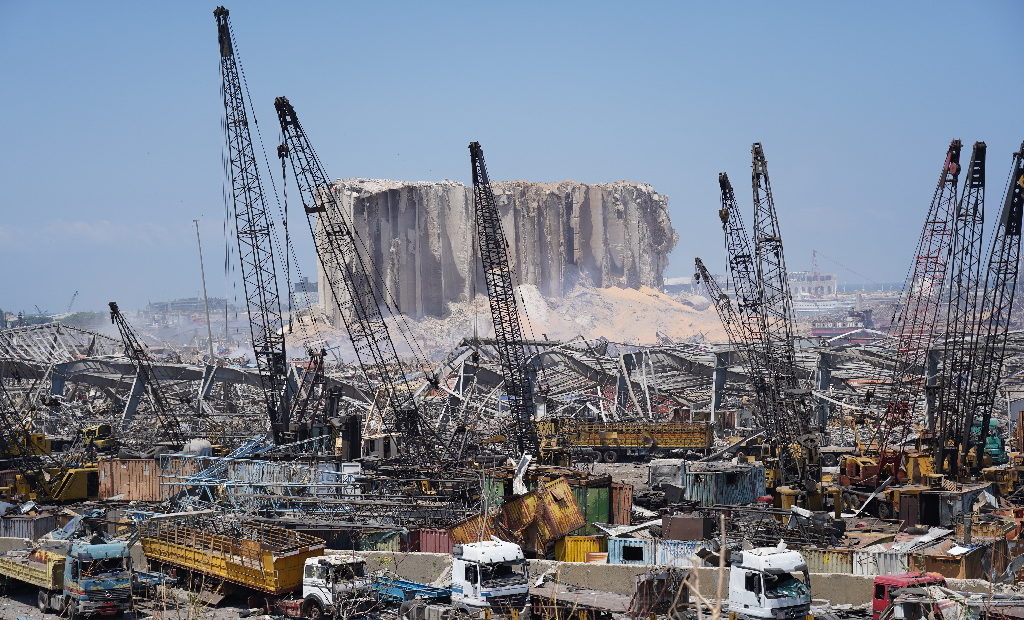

317,179,677,320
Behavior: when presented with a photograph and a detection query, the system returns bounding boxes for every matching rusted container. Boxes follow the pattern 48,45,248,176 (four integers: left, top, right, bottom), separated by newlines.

500,477,585,552
404,528,453,554
801,548,854,574
0,513,57,540
554,536,606,562
610,483,633,525
449,513,497,545
98,458,167,501
662,515,714,541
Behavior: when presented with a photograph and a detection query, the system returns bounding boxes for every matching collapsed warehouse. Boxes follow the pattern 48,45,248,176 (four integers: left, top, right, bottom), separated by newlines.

2,5,1024,620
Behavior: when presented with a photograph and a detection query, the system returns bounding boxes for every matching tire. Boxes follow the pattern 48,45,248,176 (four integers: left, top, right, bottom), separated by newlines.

302,596,326,620
37,589,49,613
602,450,619,463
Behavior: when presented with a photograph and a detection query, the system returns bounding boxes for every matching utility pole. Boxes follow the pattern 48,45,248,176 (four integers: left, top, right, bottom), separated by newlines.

194,219,216,362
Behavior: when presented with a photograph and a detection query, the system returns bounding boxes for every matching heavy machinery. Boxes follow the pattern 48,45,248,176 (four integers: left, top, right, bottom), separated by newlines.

108,301,184,446
214,6,293,443
468,141,539,457
274,96,445,459
702,144,819,495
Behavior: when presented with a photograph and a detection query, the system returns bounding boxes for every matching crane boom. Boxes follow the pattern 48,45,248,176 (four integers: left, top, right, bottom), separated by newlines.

934,142,986,472
108,302,185,446
873,140,962,458
964,142,1024,465
468,142,538,456
214,7,290,442
275,97,440,455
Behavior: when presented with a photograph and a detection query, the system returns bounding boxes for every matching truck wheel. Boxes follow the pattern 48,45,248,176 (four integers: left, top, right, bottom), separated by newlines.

602,450,619,463
36,589,50,613
302,596,325,620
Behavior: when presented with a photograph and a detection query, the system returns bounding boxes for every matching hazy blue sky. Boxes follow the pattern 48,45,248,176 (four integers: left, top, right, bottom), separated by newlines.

1,1,1021,313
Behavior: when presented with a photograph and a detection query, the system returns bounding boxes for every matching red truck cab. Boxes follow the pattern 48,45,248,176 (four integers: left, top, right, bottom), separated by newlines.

872,572,946,620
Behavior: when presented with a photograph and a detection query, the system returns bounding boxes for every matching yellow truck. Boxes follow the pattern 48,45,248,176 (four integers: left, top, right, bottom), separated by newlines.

140,518,325,595
541,419,713,462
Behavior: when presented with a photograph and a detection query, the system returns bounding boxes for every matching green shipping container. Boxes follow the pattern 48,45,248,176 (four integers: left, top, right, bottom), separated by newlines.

483,478,505,508
572,486,611,535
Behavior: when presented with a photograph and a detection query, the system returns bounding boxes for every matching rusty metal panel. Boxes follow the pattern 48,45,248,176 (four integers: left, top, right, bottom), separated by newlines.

405,528,453,553
802,548,853,574
610,483,633,526
662,515,714,541
554,536,606,562
99,459,167,501
449,514,497,545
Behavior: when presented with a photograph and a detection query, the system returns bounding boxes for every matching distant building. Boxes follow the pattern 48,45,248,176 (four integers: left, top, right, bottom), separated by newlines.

145,297,235,314
788,271,838,298
290,276,319,310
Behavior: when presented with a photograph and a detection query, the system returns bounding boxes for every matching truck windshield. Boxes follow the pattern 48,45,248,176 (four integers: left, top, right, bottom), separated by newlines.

479,561,527,587
763,571,810,600
80,557,127,578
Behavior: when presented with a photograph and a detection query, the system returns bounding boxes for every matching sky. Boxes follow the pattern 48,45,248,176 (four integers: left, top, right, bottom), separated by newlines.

0,1,1021,314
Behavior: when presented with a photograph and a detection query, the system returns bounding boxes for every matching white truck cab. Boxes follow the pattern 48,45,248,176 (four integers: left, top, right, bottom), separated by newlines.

451,541,529,613
728,546,811,620
301,554,374,619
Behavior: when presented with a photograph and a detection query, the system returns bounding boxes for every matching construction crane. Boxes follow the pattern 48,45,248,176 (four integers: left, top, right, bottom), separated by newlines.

66,290,78,314
108,302,184,446
959,141,1024,471
468,141,539,457
869,140,962,467
274,97,443,457
934,142,987,474
214,7,291,443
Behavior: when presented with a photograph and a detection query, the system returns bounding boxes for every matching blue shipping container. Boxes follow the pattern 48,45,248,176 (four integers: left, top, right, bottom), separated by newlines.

607,537,655,565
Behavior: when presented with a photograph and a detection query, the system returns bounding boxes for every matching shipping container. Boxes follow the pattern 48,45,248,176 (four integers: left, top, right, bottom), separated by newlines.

404,528,453,554
610,483,633,525
98,459,167,501
500,478,585,553
655,539,703,567
607,537,655,565
554,536,606,563
662,515,714,541
852,549,909,576
680,462,767,507
572,486,610,535
801,548,853,574
0,513,57,541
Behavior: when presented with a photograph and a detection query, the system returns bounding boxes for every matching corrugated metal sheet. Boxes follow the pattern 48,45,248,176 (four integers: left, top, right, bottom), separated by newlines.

656,539,703,567
610,483,633,526
98,459,167,501
554,536,606,563
405,529,453,554
607,537,655,565
802,548,853,574
0,513,57,540
500,478,585,552
572,486,610,535
449,514,497,545
680,463,767,507
852,550,909,576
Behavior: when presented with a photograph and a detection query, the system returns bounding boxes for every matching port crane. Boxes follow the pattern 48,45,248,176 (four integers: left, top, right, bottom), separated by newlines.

468,141,539,457
214,7,292,443
274,97,447,458
108,301,185,446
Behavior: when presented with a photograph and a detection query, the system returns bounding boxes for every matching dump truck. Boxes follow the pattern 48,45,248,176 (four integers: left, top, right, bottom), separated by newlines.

542,419,713,462
727,545,812,620
0,539,133,618
375,540,530,619
140,518,325,596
